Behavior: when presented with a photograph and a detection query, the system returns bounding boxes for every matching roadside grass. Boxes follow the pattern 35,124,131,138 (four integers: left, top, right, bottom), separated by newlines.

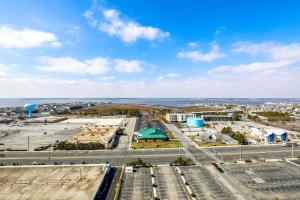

189,136,227,147
131,140,182,149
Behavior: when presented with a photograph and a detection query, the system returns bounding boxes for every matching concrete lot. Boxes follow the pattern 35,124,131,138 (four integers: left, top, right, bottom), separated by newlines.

180,166,234,200
0,122,85,151
0,165,105,200
222,161,300,200
120,168,152,200
155,166,191,200
0,117,124,151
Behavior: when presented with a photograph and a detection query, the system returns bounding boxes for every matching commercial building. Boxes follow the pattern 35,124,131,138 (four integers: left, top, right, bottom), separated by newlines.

202,115,233,121
166,112,235,122
165,113,196,122
250,127,287,143
137,128,168,142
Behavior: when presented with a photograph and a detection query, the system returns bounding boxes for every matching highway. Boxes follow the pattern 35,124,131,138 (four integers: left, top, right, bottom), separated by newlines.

0,145,299,166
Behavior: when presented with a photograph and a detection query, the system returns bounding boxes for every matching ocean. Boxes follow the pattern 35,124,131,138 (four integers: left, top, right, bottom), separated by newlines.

0,98,299,108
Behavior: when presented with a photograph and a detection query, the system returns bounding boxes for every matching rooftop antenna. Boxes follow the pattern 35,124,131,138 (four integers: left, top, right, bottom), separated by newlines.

24,103,36,118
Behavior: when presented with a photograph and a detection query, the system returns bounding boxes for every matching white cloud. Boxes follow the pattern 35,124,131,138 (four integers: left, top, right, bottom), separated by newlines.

232,41,300,61
36,57,110,74
210,41,300,74
114,59,143,72
84,9,170,43
101,76,115,80
0,25,61,48
156,73,180,80
209,60,294,74
178,42,225,62
188,42,198,48
0,64,8,76
165,73,180,78
1,69,300,98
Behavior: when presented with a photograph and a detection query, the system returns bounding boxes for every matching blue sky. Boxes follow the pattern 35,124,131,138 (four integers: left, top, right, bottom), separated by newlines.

0,0,300,97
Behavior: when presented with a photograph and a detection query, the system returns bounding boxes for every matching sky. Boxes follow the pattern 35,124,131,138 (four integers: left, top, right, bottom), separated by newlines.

0,0,300,98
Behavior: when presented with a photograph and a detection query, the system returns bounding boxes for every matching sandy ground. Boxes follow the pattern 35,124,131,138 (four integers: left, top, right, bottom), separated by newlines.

0,165,105,200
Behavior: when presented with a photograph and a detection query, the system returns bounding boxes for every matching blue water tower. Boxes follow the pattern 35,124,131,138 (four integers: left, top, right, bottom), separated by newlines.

24,103,36,118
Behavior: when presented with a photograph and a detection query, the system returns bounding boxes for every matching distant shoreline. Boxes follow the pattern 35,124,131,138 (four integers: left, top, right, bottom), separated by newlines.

0,98,299,108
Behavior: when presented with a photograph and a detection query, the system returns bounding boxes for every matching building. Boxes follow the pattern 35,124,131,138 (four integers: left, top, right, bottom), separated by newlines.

266,129,288,142
196,132,222,142
137,128,168,142
165,113,196,122
264,132,275,143
0,165,109,200
202,115,233,121
187,117,205,128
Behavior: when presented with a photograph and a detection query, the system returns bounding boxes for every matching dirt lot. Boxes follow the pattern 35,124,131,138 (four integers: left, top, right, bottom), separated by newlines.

0,165,105,200
68,125,118,144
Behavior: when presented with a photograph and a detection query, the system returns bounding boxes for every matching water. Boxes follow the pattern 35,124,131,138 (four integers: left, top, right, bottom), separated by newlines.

0,98,299,108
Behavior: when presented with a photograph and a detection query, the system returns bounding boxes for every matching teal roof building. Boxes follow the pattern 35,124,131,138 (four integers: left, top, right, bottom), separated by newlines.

137,128,168,141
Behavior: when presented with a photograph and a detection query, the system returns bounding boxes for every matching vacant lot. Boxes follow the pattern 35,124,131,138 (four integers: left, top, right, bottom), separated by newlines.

189,136,227,147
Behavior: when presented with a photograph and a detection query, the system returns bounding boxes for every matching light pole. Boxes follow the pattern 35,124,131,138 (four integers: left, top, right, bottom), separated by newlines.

292,141,294,158
125,134,129,165
240,143,243,161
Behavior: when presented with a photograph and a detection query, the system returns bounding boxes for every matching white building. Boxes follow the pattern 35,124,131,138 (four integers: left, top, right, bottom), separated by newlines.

165,113,196,122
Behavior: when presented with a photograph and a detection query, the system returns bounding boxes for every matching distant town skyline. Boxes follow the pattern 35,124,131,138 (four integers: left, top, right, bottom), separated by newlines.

0,0,300,97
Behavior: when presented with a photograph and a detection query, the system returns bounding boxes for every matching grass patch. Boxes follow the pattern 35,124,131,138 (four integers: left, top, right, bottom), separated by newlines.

131,140,182,149
189,136,227,147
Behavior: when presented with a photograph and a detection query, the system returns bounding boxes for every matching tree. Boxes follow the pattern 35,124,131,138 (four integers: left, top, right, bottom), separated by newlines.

232,112,241,121
221,127,233,134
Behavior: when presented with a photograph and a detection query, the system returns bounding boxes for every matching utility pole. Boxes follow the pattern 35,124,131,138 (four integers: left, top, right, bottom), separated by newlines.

48,140,51,160
27,136,30,152
179,144,181,158
240,144,242,161
125,134,129,165
292,141,294,158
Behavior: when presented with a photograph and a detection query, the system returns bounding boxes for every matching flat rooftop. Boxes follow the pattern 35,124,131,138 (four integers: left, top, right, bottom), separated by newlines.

0,165,105,200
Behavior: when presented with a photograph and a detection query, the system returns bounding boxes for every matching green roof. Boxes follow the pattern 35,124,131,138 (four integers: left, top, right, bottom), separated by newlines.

137,128,168,140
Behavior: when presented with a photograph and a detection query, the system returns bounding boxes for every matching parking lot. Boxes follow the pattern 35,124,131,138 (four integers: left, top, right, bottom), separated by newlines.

222,162,300,200
180,166,234,200
120,168,152,200
154,166,191,200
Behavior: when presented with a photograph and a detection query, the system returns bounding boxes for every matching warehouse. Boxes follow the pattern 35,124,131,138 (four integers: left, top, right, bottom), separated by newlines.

137,128,168,142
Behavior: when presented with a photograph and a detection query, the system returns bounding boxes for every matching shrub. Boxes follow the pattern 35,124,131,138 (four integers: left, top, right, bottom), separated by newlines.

55,141,105,150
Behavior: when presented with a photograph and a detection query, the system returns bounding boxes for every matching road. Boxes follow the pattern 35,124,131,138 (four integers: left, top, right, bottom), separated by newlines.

0,145,299,166
164,122,222,164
